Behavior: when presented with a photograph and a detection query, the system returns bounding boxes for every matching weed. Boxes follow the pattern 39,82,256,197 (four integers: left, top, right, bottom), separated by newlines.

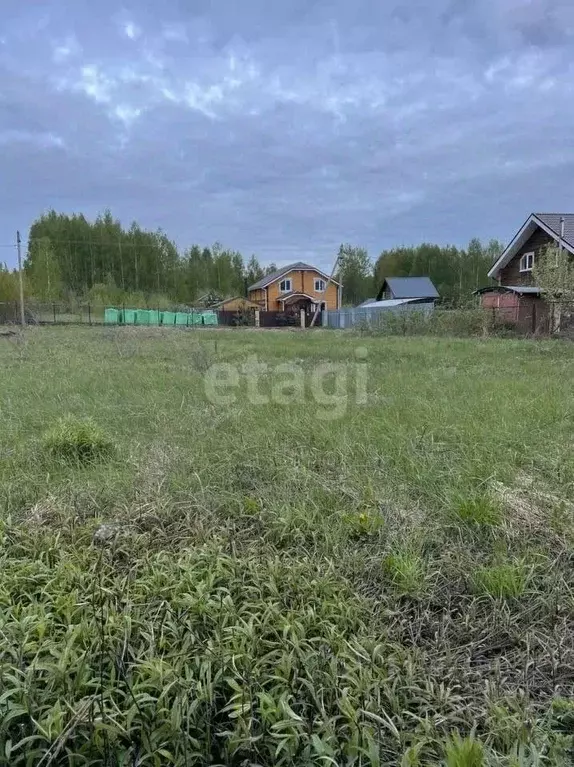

452,495,502,527
383,546,427,597
444,733,484,767
42,415,115,464
472,562,528,599
344,509,385,538
0,327,572,763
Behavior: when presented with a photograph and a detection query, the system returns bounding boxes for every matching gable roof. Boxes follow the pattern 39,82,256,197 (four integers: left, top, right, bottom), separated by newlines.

213,296,261,308
248,262,340,291
474,285,542,296
360,297,434,308
377,276,439,301
488,213,574,279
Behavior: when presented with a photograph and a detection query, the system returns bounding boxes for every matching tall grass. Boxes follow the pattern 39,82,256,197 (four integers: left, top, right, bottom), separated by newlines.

0,327,573,764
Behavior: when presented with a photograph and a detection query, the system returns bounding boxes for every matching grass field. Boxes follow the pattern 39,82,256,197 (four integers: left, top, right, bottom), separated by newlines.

1,326,574,766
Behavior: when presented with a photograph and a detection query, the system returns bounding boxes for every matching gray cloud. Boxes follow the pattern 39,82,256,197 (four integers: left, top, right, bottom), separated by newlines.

1,0,573,270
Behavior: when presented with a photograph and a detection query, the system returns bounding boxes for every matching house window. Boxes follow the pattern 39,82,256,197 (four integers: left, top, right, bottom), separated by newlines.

314,278,326,292
279,279,292,293
519,252,534,272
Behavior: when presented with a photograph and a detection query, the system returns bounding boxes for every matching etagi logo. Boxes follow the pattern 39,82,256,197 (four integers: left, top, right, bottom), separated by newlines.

204,347,369,420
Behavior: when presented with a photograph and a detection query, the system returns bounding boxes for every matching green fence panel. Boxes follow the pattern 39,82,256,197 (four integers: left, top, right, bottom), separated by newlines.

189,312,204,326
104,308,121,324
148,310,161,325
202,311,218,326
175,312,189,326
123,309,137,325
136,309,152,325
161,311,177,326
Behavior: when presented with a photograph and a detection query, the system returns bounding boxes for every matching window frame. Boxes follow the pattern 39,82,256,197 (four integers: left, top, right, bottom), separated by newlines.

279,278,292,293
314,278,326,292
519,251,534,273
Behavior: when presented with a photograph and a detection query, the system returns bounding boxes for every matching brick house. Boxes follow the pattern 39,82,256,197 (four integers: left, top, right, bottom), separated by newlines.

477,213,574,332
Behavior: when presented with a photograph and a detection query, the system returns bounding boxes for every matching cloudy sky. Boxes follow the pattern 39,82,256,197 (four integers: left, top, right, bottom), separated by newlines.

1,0,573,269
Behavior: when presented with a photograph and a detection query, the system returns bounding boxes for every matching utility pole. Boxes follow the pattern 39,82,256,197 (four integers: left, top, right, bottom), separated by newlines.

16,231,25,327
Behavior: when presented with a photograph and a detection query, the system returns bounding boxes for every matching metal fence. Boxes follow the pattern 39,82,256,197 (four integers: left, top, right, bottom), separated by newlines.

0,302,301,329
322,302,434,330
0,302,220,326
5,299,574,337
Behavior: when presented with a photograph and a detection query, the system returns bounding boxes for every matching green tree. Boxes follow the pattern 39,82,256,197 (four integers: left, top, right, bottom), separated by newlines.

26,237,63,300
0,264,21,303
533,242,574,331
246,255,264,287
336,244,373,305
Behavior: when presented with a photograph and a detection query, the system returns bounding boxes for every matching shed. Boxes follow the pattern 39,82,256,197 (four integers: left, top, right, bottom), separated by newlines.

376,277,439,302
473,285,548,333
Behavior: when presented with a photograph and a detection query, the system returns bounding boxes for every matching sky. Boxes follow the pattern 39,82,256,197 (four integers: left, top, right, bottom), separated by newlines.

1,0,574,270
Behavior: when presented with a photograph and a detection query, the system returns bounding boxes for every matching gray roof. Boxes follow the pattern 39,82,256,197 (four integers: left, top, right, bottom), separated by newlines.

248,262,339,291
534,213,574,249
474,285,542,296
488,212,574,279
379,276,439,300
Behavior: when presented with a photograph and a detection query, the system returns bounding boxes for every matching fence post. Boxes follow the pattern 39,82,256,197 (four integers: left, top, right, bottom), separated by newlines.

300,308,306,328
53,303,57,324
255,310,260,328
88,304,92,326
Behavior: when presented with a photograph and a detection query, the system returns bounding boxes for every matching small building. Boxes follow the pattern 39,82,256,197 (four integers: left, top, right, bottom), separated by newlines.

375,276,439,303
248,262,342,313
214,297,261,312
478,212,574,332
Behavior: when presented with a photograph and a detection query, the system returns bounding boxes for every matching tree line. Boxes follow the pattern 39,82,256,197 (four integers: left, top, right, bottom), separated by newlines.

0,209,502,307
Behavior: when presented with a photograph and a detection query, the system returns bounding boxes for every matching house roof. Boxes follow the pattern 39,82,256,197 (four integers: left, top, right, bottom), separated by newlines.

359,297,432,309
377,276,439,300
213,296,260,308
248,262,340,291
488,213,574,279
474,285,542,296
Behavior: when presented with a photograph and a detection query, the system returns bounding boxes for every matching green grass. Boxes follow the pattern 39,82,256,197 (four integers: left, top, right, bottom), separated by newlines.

42,414,116,464
1,326,574,765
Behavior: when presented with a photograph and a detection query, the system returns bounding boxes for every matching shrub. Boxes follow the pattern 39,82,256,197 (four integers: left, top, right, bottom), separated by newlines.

42,415,115,464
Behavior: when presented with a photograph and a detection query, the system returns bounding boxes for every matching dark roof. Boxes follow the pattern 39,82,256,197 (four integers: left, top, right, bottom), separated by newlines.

474,285,542,296
378,276,439,300
534,213,574,249
248,262,340,291
489,213,574,278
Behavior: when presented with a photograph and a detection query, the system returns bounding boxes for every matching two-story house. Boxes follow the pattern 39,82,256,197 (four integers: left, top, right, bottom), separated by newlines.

477,213,574,331
248,262,342,313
